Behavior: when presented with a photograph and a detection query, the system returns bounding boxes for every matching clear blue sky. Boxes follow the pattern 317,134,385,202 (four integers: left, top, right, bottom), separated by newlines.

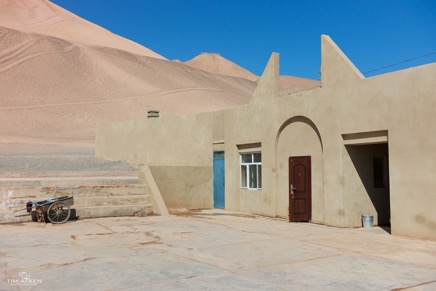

51,0,436,79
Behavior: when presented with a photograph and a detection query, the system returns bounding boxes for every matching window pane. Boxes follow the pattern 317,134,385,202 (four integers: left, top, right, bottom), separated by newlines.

253,153,261,163
240,151,262,189
241,154,252,163
249,165,258,189
241,165,247,187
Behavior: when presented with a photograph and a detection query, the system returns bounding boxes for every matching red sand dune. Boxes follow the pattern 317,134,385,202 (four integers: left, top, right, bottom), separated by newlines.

0,0,320,146
0,0,165,59
184,53,259,81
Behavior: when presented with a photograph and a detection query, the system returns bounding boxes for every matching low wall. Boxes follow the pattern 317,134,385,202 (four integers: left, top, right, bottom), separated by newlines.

150,166,212,209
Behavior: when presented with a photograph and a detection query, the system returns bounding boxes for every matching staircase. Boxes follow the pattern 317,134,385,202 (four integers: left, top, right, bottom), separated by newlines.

0,172,153,223
0,145,153,224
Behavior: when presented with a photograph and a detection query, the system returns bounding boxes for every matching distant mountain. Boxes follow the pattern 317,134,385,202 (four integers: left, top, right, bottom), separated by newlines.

183,53,321,93
0,0,319,145
183,53,259,81
0,0,256,145
0,25,255,144
0,0,166,59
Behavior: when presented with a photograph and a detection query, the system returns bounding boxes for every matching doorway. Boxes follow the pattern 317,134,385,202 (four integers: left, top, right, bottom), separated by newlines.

288,156,312,222
345,143,390,227
213,151,225,209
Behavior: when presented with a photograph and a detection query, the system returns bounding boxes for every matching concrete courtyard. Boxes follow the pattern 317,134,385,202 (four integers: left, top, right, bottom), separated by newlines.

1,210,436,290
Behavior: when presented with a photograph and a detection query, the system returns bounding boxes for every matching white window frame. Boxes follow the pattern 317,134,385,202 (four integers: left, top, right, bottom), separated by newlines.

240,152,262,190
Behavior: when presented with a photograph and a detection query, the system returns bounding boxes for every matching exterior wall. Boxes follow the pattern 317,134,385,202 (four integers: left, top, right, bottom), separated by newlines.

382,67,436,240
96,112,214,166
222,104,279,216
150,166,212,209
96,35,436,240
96,112,216,209
334,64,436,239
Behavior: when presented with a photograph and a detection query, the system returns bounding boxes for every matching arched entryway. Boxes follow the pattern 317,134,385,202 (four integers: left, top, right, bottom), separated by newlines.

275,116,324,223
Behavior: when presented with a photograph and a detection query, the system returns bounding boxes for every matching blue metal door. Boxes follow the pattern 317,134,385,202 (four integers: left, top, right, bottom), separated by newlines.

213,151,225,209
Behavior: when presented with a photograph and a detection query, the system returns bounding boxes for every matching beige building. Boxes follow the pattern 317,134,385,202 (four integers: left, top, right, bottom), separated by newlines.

96,35,436,240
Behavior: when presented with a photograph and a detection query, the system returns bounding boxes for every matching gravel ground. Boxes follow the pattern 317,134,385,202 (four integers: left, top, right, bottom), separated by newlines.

0,144,137,173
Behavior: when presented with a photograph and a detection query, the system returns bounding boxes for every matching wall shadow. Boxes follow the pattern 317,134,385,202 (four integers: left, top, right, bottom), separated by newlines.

345,144,390,226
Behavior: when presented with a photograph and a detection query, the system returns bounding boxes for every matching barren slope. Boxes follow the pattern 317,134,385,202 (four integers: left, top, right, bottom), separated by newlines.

0,0,165,59
0,0,321,146
279,75,320,94
184,53,259,81
0,26,255,145
184,53,320,92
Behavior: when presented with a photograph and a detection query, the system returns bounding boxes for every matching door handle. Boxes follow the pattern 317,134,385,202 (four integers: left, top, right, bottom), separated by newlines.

290,184,296,200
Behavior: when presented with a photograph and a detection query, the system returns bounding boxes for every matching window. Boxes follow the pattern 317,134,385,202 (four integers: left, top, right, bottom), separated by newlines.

240,153,262,189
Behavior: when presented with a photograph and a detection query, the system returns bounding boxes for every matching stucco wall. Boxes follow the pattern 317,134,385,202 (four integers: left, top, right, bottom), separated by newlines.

95,36,436,240
382,65,436,240
222,103,279,216
330,63,436,238
96,112,214,166
150,166,212,209
96,112,215,209
221,41,435,239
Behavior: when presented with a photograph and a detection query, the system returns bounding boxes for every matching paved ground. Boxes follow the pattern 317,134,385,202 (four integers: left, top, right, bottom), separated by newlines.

1,210,436,291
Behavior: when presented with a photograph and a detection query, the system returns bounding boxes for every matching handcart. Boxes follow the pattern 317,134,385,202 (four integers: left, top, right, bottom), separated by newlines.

15,196,74,224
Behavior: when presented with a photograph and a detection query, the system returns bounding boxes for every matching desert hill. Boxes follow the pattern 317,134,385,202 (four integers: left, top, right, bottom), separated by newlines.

184,53,259,81
0,0,320,146
0,0,165,59
0,25,255,145
0,0,256,145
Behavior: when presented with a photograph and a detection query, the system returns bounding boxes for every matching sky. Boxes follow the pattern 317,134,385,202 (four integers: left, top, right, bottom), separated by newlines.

51,0,436,79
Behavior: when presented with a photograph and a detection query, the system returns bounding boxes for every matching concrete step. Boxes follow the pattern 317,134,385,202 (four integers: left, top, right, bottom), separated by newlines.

75,205,152,219
0,176,140,187
0,171,139,178
0,145,153,223
0,204,153,223
0,211,33,224
1,185,149,199
73,196,151,207
1,184,150,210
3,195,150,209
1,182,154,224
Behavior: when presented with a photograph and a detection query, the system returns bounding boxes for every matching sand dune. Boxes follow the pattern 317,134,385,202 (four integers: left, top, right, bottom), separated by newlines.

279,75,320,94
0,0,319,146
0,0,165,59
0,25,256,144
184,53,259,81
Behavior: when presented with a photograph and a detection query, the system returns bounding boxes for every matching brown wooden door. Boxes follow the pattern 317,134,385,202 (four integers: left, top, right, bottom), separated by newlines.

289,156,311,222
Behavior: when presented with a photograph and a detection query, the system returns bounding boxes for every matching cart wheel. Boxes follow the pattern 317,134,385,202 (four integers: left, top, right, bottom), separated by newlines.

31,211,38,222
47,202,71,224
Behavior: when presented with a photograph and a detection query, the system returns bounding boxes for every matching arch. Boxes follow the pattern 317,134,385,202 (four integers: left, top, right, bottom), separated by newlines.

274,115,324,222
275,115,323,154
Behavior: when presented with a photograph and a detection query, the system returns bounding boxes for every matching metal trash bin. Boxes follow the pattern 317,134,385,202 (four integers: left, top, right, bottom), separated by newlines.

362,215,374,229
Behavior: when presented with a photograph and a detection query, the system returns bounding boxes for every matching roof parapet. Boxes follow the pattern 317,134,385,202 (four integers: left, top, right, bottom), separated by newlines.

321,35,364,88
250,52,279,104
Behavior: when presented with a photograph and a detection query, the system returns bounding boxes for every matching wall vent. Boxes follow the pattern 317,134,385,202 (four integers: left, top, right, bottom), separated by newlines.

147,110,160,118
